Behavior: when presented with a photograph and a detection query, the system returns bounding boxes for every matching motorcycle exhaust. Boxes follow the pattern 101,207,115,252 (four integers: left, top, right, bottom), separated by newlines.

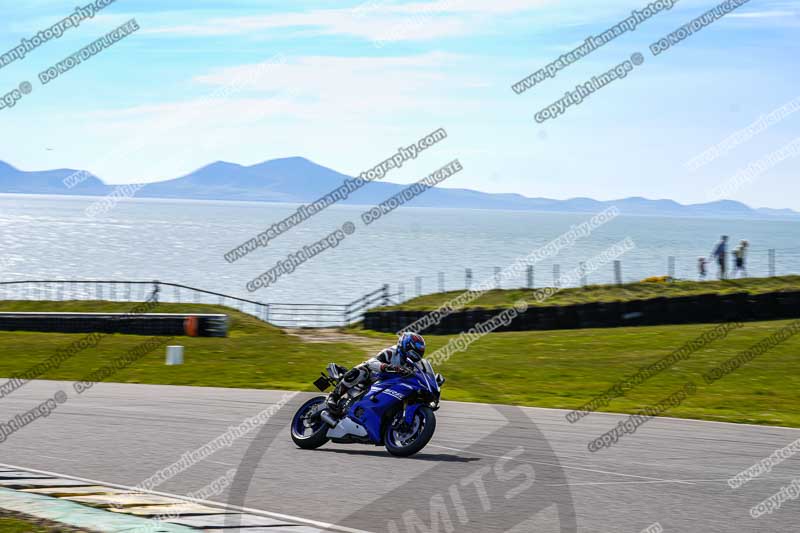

320,410,338,427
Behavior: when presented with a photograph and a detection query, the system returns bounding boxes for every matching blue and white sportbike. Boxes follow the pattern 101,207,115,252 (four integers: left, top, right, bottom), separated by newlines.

291,360,445,456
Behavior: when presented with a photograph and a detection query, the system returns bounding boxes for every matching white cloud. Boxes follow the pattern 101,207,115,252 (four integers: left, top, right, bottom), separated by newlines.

62,51,483,181
729,10,797,18
185,52,479,118
83,50,487,134
89,51,468,122
143,0,555,41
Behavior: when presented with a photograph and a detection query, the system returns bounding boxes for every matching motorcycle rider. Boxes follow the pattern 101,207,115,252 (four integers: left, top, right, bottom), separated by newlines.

325,332,426,415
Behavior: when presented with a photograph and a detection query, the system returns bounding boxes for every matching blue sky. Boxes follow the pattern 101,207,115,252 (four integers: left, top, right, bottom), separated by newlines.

0,0,798,208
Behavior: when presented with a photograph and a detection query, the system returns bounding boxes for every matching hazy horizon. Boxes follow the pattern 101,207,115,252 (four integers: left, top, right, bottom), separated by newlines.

1,1,798,208
2,155,799,214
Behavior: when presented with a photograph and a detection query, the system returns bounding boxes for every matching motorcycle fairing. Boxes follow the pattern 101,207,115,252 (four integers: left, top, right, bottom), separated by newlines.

345,374,413,443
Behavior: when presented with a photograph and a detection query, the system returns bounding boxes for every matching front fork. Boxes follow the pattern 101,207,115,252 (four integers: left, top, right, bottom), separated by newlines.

399,401,425,429
394,400,411,431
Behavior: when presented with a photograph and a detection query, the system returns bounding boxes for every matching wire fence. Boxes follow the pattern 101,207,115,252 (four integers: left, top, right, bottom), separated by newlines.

1,247,795,327
395,248,797,300
0,281,401,329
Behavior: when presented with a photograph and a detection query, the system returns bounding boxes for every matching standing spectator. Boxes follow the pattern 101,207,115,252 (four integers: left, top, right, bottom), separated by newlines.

733,240,749,278
150,280,160,302
698,257,707,280
711,235,728,280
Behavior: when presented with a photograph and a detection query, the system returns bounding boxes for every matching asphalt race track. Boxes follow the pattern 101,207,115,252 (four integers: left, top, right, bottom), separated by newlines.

0,380,798,532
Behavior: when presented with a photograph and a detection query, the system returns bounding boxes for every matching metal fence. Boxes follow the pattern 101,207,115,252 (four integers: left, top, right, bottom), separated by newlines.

2,247,794,327
397,247,798,298
0,281,400,329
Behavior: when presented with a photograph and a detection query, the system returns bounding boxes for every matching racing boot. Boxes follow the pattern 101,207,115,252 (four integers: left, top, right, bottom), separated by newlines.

325,388,344,417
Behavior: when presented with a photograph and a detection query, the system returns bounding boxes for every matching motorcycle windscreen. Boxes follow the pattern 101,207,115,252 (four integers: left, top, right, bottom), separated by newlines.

417,359,438,392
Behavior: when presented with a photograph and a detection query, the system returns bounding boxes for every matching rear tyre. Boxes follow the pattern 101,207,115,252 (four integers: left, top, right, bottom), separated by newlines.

384,406,436,457
290,396,330,450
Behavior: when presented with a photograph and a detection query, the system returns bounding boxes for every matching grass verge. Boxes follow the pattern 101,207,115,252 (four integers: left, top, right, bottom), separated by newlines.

0,510,88,532
378,275,800,310
0,300,798,427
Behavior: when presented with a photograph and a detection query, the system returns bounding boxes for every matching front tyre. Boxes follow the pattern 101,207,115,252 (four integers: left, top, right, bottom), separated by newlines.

290,396,329,450
384,406,436,457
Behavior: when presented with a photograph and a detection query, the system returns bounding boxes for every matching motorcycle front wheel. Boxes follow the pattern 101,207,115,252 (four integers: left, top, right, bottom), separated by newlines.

384,406,436,457
290,396,330,450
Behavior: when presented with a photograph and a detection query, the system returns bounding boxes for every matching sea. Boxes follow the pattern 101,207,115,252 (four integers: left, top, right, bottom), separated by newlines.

1,194,799,305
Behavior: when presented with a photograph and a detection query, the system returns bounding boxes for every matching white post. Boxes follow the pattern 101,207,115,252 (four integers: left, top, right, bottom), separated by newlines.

166,345,184,365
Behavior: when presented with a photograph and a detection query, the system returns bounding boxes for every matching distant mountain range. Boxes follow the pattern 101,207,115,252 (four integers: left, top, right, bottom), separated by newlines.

1,158,797,219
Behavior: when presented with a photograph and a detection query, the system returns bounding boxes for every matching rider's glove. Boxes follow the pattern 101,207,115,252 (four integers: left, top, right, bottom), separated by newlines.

395,365,413,377
381,364,412,376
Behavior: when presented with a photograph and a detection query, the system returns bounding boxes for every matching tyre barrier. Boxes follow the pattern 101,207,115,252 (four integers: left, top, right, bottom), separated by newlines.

363,291,800,334
0,313,229,337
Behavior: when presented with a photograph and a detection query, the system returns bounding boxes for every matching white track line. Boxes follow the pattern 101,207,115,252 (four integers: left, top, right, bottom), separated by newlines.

448,399,800,432
0,462,371,533
538,407,800,432
429,445,695,485
545,479,729,487
36,455,79,463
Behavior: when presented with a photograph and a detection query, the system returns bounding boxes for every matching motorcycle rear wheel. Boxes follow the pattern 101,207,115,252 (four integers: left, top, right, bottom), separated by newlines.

384,406,436,457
